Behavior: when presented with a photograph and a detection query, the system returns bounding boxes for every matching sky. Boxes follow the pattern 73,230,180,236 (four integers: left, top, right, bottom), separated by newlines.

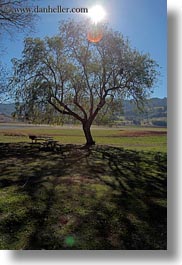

0,0,167,98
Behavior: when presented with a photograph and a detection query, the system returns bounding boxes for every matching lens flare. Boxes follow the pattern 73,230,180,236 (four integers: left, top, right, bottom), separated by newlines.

87,24,103,43
64,236,75,247
88,5,106,24
86,5,106,43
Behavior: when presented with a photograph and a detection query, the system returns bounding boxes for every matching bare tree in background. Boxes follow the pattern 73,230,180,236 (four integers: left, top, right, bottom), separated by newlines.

0,0,37,101
0,0,36,37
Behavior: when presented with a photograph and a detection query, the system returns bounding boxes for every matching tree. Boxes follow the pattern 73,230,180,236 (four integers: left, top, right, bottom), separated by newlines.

0,0,36,38
11,20,159,146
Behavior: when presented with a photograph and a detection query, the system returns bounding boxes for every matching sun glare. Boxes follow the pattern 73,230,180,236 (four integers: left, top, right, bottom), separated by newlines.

88,5,106,24
86,5,106,43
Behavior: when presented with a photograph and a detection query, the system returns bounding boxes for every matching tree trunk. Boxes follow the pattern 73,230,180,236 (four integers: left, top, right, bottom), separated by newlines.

83,122,95,146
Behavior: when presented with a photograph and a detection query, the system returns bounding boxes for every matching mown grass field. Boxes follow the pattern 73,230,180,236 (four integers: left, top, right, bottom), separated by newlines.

0,123,167,152
0,124,167,249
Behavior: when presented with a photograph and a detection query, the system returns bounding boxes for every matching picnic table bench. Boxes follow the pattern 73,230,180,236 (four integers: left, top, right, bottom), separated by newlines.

29,135,59,150
29,135,53,143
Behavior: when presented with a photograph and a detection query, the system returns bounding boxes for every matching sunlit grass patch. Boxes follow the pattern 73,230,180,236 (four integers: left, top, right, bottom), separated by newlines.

0,186,35,249
0,125,167,152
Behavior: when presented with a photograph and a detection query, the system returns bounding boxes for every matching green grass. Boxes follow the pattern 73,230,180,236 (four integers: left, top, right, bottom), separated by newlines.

0,143,167,250
0,124,167,152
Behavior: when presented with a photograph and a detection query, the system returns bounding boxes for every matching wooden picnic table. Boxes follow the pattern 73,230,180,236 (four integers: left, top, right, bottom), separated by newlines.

42,139,59,149
29,135,59,151
29,135,53,143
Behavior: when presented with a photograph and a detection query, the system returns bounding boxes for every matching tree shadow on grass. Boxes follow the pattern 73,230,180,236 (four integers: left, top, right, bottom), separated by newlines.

65,146,167,249
0,143,167,250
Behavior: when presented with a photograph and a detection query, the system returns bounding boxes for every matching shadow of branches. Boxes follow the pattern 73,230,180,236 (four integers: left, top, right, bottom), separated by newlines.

0,143,167,250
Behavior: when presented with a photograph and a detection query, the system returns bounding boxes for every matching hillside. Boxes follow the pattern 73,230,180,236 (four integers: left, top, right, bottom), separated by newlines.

0,114,14,123
0,98,167,126
121,97,167,126
0,103,15,123
0,103,15,116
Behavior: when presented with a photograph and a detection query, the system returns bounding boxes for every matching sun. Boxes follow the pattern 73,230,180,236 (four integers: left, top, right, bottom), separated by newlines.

86,5,106,43
88,5,106,24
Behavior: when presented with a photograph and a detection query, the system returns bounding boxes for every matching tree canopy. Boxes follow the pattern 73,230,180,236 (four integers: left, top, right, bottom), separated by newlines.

11,19,159,145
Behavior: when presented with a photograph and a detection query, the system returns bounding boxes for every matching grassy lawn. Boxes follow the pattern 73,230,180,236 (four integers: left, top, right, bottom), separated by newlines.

0,142,167,250
0,124,167,152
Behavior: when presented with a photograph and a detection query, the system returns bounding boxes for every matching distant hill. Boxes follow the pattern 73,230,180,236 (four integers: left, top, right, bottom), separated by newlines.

121,97,167,126
123,97,167,117
0,103,15,116
0,103,15,123
0,113,14,123
0,98,167,126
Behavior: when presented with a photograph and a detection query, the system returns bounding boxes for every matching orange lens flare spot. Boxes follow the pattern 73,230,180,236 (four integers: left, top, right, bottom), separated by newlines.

87,26,103,43
87,31,103,43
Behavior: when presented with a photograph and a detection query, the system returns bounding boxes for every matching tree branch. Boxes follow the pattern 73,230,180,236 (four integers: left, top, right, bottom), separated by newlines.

54,96,84,122
48,99,70,115
73,94,88,120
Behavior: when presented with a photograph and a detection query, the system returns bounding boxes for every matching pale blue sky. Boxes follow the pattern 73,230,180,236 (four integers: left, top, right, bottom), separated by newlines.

1,0,167,98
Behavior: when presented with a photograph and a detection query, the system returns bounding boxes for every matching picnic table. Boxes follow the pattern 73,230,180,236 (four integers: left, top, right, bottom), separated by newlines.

29,135,52,143
29,135,59,150
42,139,59,149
